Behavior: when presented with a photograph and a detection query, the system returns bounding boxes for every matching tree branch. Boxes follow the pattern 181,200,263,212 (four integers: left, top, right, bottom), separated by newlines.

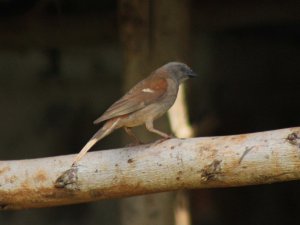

1,127,300,210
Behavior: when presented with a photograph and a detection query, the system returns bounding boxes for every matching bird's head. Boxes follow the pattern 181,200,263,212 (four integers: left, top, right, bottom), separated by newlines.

162,62,197,83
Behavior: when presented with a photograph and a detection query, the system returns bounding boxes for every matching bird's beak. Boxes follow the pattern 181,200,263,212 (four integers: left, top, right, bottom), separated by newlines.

188,69,197,78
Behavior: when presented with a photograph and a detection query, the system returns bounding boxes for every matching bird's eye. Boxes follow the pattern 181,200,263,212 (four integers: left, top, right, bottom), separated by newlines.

180,67,186,73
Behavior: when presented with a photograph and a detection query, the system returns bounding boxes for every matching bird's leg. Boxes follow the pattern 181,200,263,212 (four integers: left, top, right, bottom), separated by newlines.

124,127,143,145
145,120,173,140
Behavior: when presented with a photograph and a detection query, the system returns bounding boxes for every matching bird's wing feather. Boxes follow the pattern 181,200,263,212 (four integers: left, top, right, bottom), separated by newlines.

93,76,168,124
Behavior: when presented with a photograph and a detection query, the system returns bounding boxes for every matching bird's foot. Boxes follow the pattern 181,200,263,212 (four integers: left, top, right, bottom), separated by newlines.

126,141,144,147
153,134,175,145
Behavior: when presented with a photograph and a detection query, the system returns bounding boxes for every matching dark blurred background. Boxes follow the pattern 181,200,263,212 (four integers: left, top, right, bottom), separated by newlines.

0,0,299,225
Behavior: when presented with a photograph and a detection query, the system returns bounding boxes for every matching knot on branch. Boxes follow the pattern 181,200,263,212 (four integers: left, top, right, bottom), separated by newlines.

286,132,300,147
55,167,79,190
200,159,222,181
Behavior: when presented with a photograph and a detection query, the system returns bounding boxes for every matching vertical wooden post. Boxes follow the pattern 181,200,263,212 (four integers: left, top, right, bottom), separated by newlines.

119,0,191,224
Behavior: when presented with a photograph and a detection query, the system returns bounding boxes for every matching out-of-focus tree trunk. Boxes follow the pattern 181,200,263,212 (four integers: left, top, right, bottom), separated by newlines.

118,0,191,224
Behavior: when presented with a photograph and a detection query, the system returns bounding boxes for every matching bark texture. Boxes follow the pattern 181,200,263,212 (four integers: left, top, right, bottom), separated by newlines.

0,127,300,210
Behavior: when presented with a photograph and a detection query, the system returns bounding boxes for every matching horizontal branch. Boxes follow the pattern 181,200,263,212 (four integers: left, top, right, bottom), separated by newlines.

1,127,300,210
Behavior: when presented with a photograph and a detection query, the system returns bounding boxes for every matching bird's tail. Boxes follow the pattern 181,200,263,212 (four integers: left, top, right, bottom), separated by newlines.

72,117,121,166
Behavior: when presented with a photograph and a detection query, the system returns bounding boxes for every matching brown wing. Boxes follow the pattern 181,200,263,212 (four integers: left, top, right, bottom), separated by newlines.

93,76,168,124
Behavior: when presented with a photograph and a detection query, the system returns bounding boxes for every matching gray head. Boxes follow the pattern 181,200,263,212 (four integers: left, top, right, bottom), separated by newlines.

162,62,197,83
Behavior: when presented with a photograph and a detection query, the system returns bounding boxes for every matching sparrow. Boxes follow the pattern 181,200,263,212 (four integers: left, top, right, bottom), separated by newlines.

72,62,196,166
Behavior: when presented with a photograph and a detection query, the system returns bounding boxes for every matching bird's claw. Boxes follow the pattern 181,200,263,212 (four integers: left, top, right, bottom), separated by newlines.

126,141,144,147
153,134,175,145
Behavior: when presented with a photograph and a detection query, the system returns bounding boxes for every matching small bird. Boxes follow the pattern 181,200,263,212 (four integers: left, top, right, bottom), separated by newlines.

72,62,196,166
